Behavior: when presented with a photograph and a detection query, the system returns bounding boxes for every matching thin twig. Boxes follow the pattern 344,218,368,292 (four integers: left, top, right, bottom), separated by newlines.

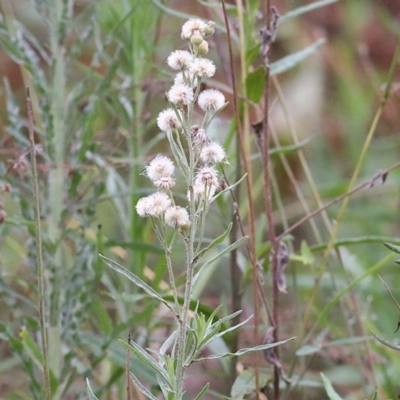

221,0,261,397
26,87,51,400
260,2,280,399
277,161,400,242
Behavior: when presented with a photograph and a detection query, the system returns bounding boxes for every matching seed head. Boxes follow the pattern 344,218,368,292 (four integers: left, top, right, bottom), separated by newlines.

189,182,217,202
190,58,216,78
181,19,207,40
195,166,219,187
165,206,190,229
157,108,181,132
146,155,175,182
200,142,226,164
167,50,193,70
168,84,194,107
198,89,225,111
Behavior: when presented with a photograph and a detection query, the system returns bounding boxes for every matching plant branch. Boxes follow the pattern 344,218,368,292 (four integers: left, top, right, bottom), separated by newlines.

26,87,51,400
222,0,262,396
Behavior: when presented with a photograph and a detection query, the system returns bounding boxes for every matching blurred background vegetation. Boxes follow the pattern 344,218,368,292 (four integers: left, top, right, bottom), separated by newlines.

0,0,400,399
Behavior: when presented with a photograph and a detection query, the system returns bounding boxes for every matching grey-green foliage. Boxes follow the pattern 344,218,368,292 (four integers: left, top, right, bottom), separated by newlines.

0,0,161,398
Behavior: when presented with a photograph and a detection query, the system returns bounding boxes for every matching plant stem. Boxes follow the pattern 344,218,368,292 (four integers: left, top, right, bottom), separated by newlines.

173,122,198,400
222,0,262,395
47,2,68,386
26,88,51,400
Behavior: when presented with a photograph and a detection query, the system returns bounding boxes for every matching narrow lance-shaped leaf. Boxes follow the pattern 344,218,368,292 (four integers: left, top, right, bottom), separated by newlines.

100,255,175,314
129,372,159,400
166,129,189,180
211,173,247,203
279,0,338,25
194,338,294,362
194,223,232,261
119,339,172,390
86,378,100,400
271,38,325,76
320,373,343,400
194,383,210,400
193,236,248,285
384,242,400,255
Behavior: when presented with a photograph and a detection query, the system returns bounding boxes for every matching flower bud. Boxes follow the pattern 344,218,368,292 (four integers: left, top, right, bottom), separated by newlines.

197,40,209,56
190,31,203,46
203,21,215,36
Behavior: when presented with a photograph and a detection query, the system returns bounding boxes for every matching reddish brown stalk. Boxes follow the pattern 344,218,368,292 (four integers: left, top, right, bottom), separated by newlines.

260,1,281,399
277,163,400,242
221,1,261,398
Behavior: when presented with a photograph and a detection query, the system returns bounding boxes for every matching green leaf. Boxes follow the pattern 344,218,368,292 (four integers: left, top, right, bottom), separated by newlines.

291,240,315,266
384,242,400,255
129,372,159,400
296,343,321,356
19,328,43,366
119,339,172,390
100,254,176,314
211,173,247,203
320,373,343,400
246,67,265,103
279,0,338,25
86,378,100,400
194,223,233,261
193,236,248,285
194,383,210,400
231,369,269,400
194,338,294,362
269,136,314,156
271,38,325,76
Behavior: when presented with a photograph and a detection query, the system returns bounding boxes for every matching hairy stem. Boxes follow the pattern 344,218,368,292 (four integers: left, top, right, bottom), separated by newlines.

27,88,51,400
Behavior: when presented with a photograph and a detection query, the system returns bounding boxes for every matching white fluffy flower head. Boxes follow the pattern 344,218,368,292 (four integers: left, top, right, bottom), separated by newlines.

200,142,226,164
136,196,153,217
157,108,181,132
146,155,175,182
148,192,172,217
136,192,171,218
189,182,217,202
181,19,207,40
190,125,209,147
190,58,215,78
195,166,219,187
198,89,225,111
167,50,193,70
165,206,190,228
174,71,196,88
168,84,194,107
154,176,175,190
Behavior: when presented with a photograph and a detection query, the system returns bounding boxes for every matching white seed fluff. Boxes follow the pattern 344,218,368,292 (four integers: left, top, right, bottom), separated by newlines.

165,206,190,228
167,50,193,70
136,196,153,217
181,19,207,40
189,182,217,202
148,192,172,217
200,142,226,164
168,84,194,107
157,108,181,132
190,58,216,78
146,155,175,182
195,166,219,187
198,89,225,111
154,176,176,190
